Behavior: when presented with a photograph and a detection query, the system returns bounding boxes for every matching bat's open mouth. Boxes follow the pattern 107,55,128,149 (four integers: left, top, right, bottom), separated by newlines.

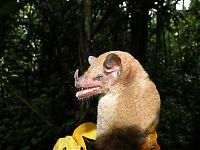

76,86,102,99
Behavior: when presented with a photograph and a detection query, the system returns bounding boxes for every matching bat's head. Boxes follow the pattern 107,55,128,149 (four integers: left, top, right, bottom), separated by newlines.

74,52,123,100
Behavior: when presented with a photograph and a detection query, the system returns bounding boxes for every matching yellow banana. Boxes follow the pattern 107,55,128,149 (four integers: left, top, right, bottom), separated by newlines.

53,122,96,150
53,136,81,150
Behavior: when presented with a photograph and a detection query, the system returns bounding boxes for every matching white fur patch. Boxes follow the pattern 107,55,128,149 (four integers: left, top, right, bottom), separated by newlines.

96,92,119,137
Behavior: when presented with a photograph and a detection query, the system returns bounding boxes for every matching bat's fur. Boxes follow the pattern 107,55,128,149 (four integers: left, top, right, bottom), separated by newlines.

75,51,160,149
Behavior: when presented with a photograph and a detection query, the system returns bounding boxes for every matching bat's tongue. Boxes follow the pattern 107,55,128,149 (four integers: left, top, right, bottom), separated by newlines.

76,86,101,99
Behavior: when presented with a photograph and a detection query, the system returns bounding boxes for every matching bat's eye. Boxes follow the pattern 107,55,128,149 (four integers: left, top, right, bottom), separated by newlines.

96,74,103,81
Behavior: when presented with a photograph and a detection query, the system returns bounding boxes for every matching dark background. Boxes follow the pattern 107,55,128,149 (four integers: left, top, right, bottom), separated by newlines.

0,0,199,150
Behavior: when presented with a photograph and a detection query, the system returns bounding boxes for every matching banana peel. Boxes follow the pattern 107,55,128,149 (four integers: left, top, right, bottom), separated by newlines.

53,122,96,150
53,122,160,150
53,136,81,150
72,122,96,149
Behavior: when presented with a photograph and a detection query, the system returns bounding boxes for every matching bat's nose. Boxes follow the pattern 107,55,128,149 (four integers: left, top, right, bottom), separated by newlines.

74,69,83,88
74,69,79,81
75,79,81,88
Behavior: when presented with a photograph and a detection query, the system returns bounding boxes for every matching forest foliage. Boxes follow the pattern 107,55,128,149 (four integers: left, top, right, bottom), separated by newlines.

0,0,199,150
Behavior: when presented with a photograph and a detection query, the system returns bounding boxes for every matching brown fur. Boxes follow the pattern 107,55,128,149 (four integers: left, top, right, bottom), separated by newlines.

95,125,148,150
75,51,160,149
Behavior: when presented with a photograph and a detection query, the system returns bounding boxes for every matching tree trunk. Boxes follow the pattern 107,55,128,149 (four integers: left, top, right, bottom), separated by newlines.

130,0,155,66
79,0,92,71
130,8,148,66
156,0,168,69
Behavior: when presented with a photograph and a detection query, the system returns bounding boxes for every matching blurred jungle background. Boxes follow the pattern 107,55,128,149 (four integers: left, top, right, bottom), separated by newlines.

0,0,199,149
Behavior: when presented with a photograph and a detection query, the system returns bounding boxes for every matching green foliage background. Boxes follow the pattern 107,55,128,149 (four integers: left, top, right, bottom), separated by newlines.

0,0,199,150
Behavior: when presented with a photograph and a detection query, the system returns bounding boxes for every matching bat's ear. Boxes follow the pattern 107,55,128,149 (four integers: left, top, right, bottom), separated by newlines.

88,56,97,65
103,53,122,76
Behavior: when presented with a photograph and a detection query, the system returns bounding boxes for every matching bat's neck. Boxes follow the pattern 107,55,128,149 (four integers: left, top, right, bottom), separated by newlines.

96,92,119,137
